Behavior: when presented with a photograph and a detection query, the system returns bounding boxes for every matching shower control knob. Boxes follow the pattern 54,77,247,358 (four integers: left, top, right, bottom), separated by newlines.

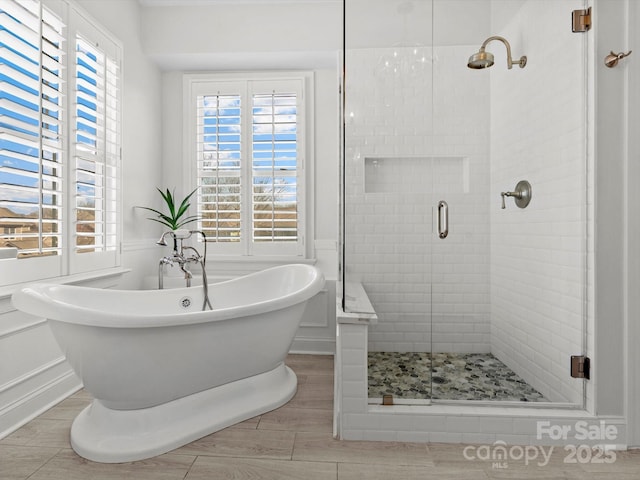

500,180,532,209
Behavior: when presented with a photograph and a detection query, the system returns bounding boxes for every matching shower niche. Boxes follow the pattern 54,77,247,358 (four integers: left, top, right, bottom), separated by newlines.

341,0,589,408
363,157,469,194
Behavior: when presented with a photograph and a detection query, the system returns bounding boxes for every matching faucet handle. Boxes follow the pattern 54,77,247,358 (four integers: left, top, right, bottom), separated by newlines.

500,180,532,209
500,191,514,209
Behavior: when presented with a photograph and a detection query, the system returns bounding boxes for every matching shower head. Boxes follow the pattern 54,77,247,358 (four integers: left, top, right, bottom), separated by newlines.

467,36,526,70
156,234,168,246
467,49,495,69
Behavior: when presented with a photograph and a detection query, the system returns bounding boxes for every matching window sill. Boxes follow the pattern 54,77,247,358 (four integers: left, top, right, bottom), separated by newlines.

0,267,132,303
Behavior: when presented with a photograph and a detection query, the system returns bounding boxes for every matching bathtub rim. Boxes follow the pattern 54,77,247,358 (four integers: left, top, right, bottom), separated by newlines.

11,263,325,328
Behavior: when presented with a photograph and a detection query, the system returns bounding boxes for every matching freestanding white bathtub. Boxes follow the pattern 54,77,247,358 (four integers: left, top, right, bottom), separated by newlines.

12,264,324,463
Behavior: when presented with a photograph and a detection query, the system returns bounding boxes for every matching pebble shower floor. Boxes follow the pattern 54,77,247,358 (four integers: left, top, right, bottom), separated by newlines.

368,352,546,402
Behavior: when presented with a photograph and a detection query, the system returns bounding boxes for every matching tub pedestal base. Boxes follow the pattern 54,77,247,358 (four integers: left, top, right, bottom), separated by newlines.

70,363,297,463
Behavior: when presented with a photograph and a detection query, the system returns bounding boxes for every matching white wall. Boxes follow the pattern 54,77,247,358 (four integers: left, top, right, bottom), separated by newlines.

140,1,341,259
595,0,629,419
140,1,340,70
140,1,342,353
0,0,163,438
624,0,640,446
74,0,165,289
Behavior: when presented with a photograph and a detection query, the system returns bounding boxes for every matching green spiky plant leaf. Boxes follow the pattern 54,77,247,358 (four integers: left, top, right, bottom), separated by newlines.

139,187,199,230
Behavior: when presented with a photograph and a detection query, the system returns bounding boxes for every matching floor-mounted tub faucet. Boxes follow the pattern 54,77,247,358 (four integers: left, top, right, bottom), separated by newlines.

157,230,212,310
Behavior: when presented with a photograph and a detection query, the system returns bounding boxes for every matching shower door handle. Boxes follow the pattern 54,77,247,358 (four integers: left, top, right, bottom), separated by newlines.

437,200,448,239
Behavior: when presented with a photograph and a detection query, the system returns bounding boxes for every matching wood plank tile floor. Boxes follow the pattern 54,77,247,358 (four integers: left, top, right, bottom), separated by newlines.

1,354,639,479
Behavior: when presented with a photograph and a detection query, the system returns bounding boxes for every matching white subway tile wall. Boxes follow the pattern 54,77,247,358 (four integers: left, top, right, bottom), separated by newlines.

488,0,586,405
344,45,491,354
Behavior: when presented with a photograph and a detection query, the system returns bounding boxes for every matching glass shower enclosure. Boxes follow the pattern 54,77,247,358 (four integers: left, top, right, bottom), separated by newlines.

341,0,589,406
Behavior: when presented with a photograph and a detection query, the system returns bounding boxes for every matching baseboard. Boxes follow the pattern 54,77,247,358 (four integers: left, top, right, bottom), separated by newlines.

0,368,81,440
290,336,335,355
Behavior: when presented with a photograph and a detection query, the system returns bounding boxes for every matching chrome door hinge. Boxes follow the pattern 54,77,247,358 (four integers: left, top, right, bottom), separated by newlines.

572,7,592,33
570,355,590,379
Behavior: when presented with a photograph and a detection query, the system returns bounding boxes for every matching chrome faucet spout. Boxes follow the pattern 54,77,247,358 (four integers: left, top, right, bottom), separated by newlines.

158,257,172,289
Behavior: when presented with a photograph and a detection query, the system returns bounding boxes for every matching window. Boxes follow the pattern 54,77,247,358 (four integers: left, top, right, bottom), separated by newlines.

186,73,313,257
0,0,121,285
0,0,65,260
72,34,120,258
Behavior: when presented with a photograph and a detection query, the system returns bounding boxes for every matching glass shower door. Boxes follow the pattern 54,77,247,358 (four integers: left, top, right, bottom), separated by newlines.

429,0,588,405
343,0,588,407
343,0,435,402
427,0,494,401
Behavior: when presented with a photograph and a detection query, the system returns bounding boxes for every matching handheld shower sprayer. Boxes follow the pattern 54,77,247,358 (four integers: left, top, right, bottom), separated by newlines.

156,231,172,247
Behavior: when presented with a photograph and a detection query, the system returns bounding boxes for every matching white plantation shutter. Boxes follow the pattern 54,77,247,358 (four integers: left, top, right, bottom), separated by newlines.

251,91,298,244
0,0,65,259
72,34,119,255
0,0,121,286
189,74,308,257
67,8,121,274
197,92,242,243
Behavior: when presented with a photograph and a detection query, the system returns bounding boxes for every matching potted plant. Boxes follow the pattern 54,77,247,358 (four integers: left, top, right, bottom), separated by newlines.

141,187,199,230
140,188,199,248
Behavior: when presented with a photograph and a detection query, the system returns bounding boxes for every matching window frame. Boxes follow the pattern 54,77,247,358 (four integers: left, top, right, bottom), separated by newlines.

0,0,122,287
183,71,314,260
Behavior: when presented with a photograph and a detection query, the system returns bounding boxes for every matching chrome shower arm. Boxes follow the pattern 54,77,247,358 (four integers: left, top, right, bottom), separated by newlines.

481,36,526,69
480,35,508,49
